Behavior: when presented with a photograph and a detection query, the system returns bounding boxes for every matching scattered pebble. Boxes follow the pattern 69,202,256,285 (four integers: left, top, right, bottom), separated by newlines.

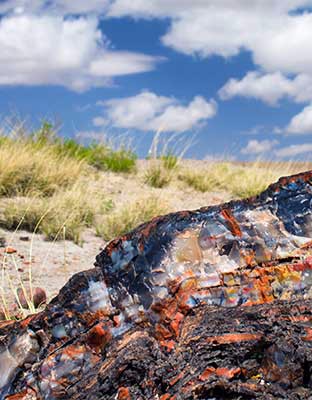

33,287,47,308
17,287,47,309
19,236,30,242
16,288,30,309
5,246,17,254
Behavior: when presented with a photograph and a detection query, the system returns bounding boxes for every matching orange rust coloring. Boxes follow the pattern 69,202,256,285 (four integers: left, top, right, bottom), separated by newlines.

87,323,112,349
117,387,131,400
220,208,242,237
160,339,176,352
302,327,312,341
4,391,29,400
169,371,185,386
216,367,241,379
160,395,171,400
170,312,184,337
206,332,262,345
199,367,216,381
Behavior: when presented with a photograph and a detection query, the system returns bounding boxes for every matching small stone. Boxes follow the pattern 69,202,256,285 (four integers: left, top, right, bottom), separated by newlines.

5,246,16,254
16,287,47,309
16,288,30,309
19,236,30,242
33,287,47,308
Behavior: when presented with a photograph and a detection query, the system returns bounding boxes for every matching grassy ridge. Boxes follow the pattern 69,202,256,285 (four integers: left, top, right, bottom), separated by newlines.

0,123,137,243
178,162,286,198
0,123,309,244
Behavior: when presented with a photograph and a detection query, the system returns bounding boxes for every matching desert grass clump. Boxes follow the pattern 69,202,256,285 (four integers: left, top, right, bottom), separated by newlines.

178,169,218,192
96,196,169,241
0,180,113,244
88,144,137,173
0,139,88,197
178,163,231,192
31,123,137,174
144,130,194,188
53,140,137,173
161,153,179,171
144,162,172,188
178,161,293,198
226,164,286,198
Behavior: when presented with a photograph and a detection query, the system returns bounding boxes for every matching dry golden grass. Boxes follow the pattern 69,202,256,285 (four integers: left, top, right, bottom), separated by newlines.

144,161,173,188
0,127,310,244
0,179,113,244
0,132,310,320
0,139,89,197
96,196,169,241
178,161,301,198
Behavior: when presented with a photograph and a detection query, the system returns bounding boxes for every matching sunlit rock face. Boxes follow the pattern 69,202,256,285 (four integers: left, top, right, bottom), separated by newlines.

0,171,312,399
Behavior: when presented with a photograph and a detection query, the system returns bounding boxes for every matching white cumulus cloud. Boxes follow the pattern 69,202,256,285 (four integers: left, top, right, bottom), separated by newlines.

275,143,312,157
107,1,312,75
286,104,312,134
241,139,279,155
241,139,312,159
98,91,217,132
219,72,312,106
0,0,111,15
0,14,161,91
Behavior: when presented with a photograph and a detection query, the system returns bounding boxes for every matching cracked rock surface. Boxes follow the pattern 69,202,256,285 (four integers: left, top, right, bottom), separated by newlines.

0,170,312,399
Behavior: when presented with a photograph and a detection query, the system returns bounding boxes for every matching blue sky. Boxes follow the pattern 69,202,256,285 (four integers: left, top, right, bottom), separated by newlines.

0,1,312,160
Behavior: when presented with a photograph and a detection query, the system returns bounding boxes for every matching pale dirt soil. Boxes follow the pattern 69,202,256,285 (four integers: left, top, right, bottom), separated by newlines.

0,162,232,309
2,160,310,312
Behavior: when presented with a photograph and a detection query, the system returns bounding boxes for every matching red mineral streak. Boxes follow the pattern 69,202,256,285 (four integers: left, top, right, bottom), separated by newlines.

0,170,312,399
206,332,262,344
220,208,243,237
117,387,131,400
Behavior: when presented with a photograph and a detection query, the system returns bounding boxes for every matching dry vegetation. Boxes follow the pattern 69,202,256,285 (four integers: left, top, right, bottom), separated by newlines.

0,125,310,243
177,162,289,198
0,123,311,319
96,196,169,240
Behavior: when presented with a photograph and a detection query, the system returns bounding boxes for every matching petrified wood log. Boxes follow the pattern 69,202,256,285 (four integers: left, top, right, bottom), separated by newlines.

1,170,312,399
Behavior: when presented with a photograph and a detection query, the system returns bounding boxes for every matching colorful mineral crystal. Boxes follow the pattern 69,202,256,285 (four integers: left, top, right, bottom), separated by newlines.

0,170,312,399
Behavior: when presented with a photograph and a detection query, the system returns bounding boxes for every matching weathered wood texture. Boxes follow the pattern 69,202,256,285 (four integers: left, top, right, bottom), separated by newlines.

0,170,312,399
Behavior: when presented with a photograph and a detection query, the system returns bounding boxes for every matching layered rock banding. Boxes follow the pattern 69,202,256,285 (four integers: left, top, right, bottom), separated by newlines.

0,170,312,399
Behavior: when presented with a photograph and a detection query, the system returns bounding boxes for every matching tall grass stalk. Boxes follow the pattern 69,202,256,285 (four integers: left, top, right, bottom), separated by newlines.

145,130,195,188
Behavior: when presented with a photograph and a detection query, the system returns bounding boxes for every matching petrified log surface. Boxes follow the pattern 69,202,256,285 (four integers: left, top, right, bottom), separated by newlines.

1,170,312,399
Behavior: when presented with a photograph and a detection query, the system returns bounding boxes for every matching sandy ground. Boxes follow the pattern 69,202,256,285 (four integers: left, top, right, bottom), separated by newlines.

0,229,104,307
2,159,311,314
0,165,232,312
